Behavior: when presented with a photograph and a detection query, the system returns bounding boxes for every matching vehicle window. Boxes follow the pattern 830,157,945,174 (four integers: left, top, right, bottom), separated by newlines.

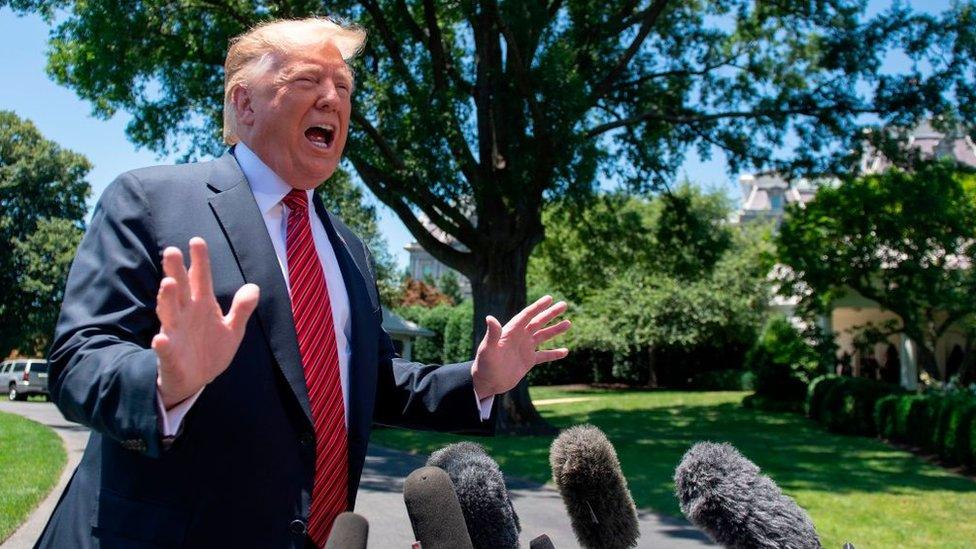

13,363,26,373
31,363,48,373
0,363,8,373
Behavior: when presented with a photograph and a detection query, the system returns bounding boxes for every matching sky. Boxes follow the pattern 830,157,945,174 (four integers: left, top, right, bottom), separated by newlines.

0,1,953,269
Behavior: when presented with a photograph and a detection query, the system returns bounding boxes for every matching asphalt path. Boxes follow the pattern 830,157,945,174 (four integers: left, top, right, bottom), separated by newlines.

0,401,712,548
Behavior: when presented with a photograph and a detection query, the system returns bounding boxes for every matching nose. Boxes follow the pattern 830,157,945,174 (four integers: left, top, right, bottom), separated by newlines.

315,80,341,110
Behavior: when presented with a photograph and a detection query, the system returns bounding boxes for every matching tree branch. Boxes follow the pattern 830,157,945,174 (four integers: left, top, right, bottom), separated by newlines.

588,0,671,105
360,0,422,95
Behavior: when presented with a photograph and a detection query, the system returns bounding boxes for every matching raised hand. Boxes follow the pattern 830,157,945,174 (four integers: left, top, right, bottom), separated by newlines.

152,237,260,409
470,295,572,398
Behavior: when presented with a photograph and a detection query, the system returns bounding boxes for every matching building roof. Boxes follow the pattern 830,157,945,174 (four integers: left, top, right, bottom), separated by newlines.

381,308,435,338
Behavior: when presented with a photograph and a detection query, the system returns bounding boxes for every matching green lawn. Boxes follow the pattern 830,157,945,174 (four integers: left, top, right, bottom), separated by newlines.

0,411,66,543
372,387,976,548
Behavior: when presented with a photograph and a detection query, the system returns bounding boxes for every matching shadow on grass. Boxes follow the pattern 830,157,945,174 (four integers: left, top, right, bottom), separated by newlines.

371,394,976,518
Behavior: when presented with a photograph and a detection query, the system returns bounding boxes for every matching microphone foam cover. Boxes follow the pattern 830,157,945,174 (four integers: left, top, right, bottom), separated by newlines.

427,442,521,549
324,512,368,549
549,425,639,549
403,466,474,549
530,534,556,549
674,442,821,549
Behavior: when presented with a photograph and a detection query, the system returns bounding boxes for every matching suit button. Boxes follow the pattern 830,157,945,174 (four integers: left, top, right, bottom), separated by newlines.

289,519,307,535
299,432,314,446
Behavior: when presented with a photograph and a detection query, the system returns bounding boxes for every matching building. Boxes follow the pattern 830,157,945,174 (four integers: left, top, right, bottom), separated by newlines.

382,308,434,361
404,213,472,298
739,122,976,388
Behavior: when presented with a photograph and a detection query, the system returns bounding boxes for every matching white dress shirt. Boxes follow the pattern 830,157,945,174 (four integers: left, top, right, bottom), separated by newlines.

158,142,491,436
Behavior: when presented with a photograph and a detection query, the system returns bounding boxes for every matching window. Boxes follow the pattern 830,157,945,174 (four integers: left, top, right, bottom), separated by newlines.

30,362,48,373
13,363,26,373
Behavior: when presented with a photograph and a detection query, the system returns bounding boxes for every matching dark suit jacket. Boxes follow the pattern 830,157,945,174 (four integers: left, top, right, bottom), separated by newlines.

37,150,491,548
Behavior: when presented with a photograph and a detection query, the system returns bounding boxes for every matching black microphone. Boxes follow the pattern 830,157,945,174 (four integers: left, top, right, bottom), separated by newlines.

403,466,474,549
529,534,556,549
324,511,368,549
674,441,822,549
427,442,521,549
549,425,640,549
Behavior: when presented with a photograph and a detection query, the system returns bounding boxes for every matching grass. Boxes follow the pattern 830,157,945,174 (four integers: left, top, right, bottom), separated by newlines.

0,411,66,543
372,387,976,548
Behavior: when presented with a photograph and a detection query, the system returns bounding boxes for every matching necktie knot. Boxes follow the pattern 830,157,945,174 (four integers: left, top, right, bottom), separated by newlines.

282,188,309,212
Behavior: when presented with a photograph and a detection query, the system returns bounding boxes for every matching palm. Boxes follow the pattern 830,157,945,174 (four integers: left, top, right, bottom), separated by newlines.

152,238,259,408
471,295,571,398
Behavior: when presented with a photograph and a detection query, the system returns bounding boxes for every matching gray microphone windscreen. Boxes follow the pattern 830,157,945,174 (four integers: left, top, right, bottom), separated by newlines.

427,442,521,549
549,425,639,549
403,466,474,549
324,512,368,549
529,534,556,549
674,442,822,549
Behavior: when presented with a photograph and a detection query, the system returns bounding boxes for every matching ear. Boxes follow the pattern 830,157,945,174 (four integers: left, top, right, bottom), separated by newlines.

231,85,255,127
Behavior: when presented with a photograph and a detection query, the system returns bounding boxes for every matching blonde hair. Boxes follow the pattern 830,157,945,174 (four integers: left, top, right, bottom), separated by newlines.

222,17,366,144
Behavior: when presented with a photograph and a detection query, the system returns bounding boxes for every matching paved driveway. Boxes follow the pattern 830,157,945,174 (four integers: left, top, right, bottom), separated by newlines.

0,402,712,548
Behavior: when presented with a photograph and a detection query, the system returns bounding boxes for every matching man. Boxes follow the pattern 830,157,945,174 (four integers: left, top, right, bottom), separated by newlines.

39,17,570,548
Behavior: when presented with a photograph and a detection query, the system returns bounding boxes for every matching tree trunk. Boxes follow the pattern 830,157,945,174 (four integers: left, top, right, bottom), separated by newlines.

645,345,658,388
469,239,555,435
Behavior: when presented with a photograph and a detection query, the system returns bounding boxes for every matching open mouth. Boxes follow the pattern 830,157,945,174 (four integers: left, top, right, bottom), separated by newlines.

304,124,336,150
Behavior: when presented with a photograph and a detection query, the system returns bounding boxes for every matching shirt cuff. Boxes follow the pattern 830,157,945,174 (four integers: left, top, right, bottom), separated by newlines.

472,388,495,421
156,387,204,437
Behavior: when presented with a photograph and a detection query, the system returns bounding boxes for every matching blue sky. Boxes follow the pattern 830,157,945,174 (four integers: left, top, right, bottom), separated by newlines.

0,1,951,268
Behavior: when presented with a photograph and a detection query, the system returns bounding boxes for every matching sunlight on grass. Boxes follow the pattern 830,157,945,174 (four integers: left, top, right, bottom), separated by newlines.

0,411,66,543
371,387,976,548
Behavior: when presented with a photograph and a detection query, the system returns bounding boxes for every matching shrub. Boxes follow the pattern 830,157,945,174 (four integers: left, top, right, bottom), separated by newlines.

396,304,453,363
970,417,976,469
930,397,955,454
893,396,930,446
746,317,821,403
819,377,900,436
874,395,899,439
942,399,976,466
441,301,474,363
743,393,804,413
807,375,843,420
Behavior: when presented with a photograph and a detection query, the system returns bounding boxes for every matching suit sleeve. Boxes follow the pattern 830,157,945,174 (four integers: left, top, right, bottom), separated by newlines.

47,173,166,457
362,249,494,435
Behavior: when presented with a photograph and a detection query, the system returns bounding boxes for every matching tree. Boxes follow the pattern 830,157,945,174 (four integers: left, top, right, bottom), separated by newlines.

12,218,85,355
777,160,976,382
533,186,773,385
8,0,975,430
0,110,91,358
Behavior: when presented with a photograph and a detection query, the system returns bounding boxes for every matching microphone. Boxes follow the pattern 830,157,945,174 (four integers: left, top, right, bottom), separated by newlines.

403,466,474,549
324,512,368,549
549,425,640,549
427,442,521,549
529,534,556,549
674,441,822,549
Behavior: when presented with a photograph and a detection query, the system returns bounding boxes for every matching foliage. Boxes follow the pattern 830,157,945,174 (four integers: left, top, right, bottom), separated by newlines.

745,316,822,403
0,411,66,541
441,301,474,363
10,0,976,425
395,301,472,364
398,277,454,308
813,376,901,436
543,187,773,385
373,387,976,548
778,161,976,379
875,392,976,468
12,218,84,355
690,369,755,391
806,375,844,420
436,271,463,305
0,111,91,358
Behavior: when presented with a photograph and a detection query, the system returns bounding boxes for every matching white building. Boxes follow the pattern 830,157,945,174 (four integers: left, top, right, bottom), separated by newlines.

739,122,976,388
404,213,472,299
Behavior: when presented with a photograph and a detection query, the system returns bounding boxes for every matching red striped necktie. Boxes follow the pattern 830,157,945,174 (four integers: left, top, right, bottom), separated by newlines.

283,189,347,546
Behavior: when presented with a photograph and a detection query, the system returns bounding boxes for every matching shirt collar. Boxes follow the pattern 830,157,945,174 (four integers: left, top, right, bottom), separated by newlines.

233,141,313,214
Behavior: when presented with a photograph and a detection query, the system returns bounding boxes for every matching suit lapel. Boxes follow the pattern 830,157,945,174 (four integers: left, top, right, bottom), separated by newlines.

206,151,313,427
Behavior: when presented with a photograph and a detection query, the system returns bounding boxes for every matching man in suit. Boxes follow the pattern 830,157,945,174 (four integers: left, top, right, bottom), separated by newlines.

38,17,570,548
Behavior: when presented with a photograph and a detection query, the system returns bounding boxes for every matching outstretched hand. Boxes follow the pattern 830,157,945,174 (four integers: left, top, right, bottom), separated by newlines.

152,237,260,409
470,295,572,398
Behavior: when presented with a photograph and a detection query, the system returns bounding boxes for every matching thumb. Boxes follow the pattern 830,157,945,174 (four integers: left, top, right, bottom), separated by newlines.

483,315,502,348
225,283,260,334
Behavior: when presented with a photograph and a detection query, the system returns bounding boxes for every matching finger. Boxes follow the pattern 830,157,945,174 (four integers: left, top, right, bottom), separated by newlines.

526,301,568,332
510,295,553,329
156,277,182,328
534,348,569,365
162,247,190,306
533,319,572,345
225,283,261,334
151,332,175,366
188,237,214,301
485,315,502,347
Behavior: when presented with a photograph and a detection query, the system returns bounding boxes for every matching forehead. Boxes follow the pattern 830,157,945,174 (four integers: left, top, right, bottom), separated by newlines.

277,43,353,79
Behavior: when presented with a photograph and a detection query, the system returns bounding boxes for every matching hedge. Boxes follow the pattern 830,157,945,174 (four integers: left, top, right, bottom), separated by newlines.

874,392,976,467
691,369,755,391
810,376,900,436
